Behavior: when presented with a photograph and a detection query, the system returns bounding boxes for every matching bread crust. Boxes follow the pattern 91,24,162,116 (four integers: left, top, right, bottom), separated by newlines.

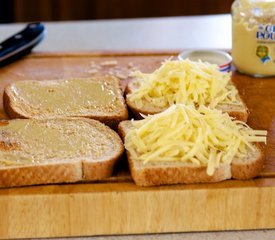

0,118,124,188
125,79,249,122
118,120,264,187
231,144,264,179
127,153,231,186
0,161,82,188
3,77,129,129
83,158,120,181
82,119,125,180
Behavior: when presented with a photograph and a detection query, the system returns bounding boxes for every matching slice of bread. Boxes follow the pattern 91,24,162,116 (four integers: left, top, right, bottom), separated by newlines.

0,118,124,188
126,79,249,122
4,76,128,129
118,121,263,187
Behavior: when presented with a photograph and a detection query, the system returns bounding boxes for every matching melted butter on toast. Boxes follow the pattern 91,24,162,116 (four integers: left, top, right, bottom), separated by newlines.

0,119,113,166
11,78,117,114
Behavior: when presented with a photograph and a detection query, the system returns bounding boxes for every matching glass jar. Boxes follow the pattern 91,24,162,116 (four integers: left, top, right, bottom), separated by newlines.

231,0,275,77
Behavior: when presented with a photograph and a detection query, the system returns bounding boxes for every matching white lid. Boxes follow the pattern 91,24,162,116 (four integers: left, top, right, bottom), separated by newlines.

178,50,232,67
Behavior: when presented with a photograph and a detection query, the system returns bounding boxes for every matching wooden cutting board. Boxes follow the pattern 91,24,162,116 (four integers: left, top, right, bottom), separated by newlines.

0,51,275,239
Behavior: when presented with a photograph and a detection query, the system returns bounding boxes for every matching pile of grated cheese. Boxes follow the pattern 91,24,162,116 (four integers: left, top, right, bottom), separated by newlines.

125,104,267,176
127,59,239,109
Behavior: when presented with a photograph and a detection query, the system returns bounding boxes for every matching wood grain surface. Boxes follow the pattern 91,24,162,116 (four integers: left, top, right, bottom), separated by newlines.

0,51,275,239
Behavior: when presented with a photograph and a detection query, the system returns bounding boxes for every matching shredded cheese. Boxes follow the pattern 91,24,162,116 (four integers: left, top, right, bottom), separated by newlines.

124,104,267,176
127,59,239,109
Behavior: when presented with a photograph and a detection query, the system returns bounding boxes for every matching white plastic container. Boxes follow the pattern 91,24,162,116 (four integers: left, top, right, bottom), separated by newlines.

178,50,232,72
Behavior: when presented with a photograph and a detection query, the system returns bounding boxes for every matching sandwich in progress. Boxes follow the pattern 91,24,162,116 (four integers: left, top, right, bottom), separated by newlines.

119,104,266,186
126,59,248,121
4,76,128,128
0,118,124,188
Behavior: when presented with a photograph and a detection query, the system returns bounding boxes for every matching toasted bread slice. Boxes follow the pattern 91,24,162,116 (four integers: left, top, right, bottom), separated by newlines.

4,76,128,129
126,79,249,122
118,121,263,187
0,118,124,188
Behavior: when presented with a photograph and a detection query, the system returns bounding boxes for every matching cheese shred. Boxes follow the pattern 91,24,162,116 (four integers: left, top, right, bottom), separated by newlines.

125,105,267,176
127,59,238,109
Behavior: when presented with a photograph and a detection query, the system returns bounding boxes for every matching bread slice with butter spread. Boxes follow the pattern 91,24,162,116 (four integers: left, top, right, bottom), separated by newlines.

126,59,248,122
4,76,128,129
0,118,124,188
118,105,266,187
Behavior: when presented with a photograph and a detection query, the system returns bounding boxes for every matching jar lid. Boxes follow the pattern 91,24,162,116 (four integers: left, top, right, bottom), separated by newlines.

178,50,232,72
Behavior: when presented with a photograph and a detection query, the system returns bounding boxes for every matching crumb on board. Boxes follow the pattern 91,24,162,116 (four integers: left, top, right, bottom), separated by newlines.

90,61,101,69
100,60,118,66
127,62,139,71
88,59,140,79
88,69,98,74
114,73,127,80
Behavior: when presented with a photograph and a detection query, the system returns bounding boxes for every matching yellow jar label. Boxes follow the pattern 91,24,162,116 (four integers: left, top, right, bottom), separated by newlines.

232,21,275,77
256,24,275,41
232,0,275,77
256,25,275,64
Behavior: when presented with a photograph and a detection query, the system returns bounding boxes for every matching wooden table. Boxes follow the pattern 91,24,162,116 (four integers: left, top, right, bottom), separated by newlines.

0,14,275,240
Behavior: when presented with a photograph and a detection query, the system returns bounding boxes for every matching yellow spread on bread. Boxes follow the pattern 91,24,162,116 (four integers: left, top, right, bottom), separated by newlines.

125,105,267,175
127,59,239,109
11,78,117,114
0,119,112,166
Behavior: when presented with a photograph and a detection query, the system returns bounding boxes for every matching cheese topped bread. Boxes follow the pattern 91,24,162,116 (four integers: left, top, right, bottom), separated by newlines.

126,59,248,122
0,118,124,188
4,76,128,129
119,104,266,186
